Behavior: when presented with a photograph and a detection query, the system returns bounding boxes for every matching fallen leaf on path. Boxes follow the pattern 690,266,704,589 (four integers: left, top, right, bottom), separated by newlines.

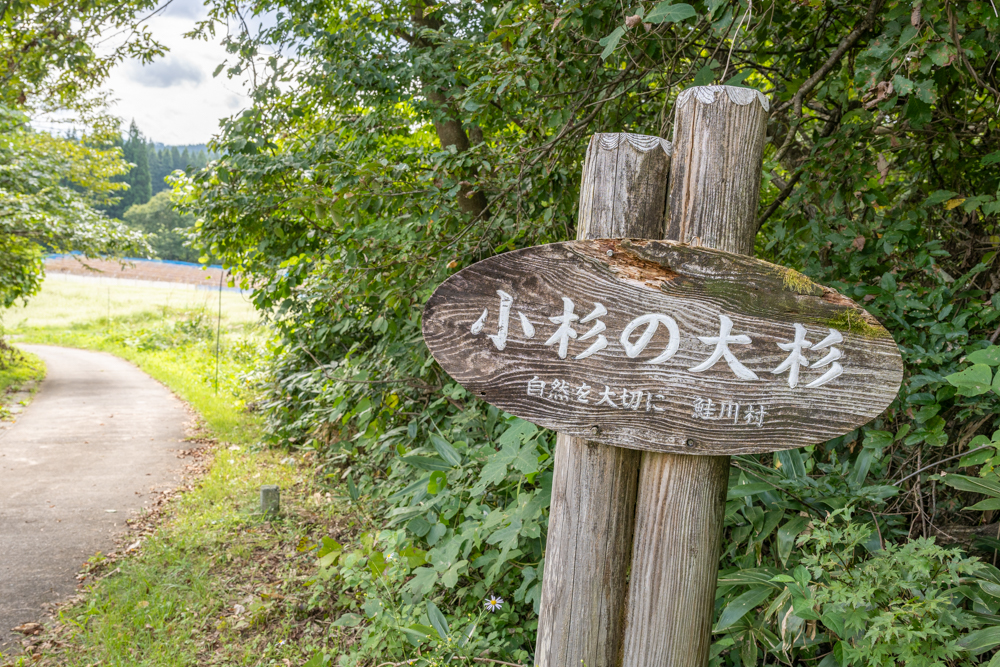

13,622,43,636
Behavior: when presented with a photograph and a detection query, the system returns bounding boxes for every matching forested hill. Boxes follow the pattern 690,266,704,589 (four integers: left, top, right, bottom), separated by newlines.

99,120,216,221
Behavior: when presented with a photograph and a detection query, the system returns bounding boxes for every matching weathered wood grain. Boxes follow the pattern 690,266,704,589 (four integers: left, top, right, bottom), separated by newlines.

622,453,729,667
534,133,670,667
422,238,903,455
622,85,770,667
665,85,769,255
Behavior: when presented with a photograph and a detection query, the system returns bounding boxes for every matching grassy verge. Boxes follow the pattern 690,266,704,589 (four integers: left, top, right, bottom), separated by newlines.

0,280,350,666
0,347,45,420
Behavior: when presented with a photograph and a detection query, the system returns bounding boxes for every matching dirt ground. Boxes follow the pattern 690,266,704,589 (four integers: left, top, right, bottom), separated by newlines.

45,257,226,287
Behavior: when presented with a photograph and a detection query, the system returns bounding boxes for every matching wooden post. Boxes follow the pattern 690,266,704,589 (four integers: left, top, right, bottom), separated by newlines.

620,86,769,667
535,133,672,667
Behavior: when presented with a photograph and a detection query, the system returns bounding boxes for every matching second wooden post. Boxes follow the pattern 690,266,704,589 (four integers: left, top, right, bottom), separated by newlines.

620,86,769,667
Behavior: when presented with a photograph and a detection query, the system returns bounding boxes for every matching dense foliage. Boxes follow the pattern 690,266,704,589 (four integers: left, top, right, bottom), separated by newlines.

123,191,202,263
0,0,164,306
180,0,1000,664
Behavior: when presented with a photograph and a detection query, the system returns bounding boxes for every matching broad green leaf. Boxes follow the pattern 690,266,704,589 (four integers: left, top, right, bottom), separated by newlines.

777,516,811,567
430,434,462,466
369,551,387,576
718,567,782,588
980,581,1000,598
426,600,450,639
776,449,806,478
958,626,1000,654
970,435,993,448
645,2,697,23
400,455,451,471
427,470,448,494
693,63,716,86
599,26,625,60
946,364,993,396
969,346,1000,366
408,515,432,537
863,430,893,450
925,190,958,205
960,449,993,467
943,474,1000,498
714,587,772,631
318,537,343,567
497,419,537,447
302,652,328,667
512,441,539,475
400,624,436,646
406,567,438,597
727,482,773,499
332,613,363,627
967,499,1000,511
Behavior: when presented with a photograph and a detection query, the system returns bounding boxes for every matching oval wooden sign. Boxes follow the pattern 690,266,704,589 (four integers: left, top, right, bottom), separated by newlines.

423,239,903,455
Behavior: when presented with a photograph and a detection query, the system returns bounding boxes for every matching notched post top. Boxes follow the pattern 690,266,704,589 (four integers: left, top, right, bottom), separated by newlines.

593,132,673,156
675,85,771,112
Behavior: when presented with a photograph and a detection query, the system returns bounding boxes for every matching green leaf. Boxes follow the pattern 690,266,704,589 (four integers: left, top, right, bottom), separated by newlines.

645,2,697,24
863,430,893,450
946,364,993,396
943,474,1000,498
969,347,1000,366
723,70,752,87
980,581,1000,598
427,470,448,494
318,537,343,567
958,626,1000,654
925,190,958,205
512,441,539,475
968,499,1000,511
777,516,811,567
332,613,363,627
498,419,537,447
599,26,625,60
408,515,432,537
302,653,328,667
776,449,806,478
960,449,993,467
727,482,773,499
719,567,782,588
714,587,772,631
430,434,462,466
693,63,716,86
426,600,450,639
400,455,452,471
346,474,359,502
406,567,438,597
400,623,436,646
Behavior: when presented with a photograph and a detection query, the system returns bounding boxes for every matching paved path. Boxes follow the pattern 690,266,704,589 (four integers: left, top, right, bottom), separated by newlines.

0,345,190,652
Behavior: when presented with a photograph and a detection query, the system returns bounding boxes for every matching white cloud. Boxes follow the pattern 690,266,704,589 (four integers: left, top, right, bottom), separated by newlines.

101,2,251,145
126,56,204,88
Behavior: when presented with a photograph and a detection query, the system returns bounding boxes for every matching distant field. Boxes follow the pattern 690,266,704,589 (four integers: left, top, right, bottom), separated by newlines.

4,274,258,330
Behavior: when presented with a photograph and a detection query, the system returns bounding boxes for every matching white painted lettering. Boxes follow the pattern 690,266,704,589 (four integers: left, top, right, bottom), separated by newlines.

689,315,759,380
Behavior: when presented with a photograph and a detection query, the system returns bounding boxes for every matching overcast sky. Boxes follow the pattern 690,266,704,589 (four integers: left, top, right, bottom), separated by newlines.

101,0,249,145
